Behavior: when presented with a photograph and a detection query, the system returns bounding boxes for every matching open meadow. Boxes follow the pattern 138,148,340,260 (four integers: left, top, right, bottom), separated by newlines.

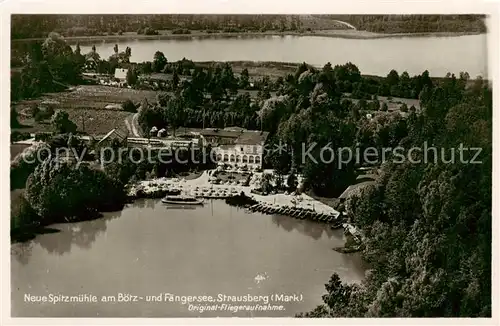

12,85,157,135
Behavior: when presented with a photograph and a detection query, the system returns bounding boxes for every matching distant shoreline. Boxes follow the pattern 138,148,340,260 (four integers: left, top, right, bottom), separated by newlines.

11,29,485,43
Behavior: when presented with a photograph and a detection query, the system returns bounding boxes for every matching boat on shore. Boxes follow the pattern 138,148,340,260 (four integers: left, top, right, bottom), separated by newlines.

161,194,204,205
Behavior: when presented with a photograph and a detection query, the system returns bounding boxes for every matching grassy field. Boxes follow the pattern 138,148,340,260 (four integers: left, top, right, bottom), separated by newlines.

344,94,421,113
12,85,157,135
199,61,299,78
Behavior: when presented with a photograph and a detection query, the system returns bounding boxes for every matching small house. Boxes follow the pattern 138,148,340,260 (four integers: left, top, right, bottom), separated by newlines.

97,128,129,147
114,68,128,82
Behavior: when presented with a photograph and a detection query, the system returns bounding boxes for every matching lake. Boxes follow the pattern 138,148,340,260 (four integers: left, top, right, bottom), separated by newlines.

75,34,488,77
11,199,366,317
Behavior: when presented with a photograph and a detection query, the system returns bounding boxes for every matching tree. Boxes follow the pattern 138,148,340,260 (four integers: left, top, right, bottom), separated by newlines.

75,43,82,56
11,107,20,128
239,68,250,89
25,158,126,223
261,173,272,194
294,62,308,80
51,110,77,134
287,169,298,192
10,142,51,190
41,32,81,84
172,70,179,89
41,32,73,58
164,96,185,135
156,92,170,107
386,69,400,86
122,99,137,113
126,68,138,86
153,51,167,73
274,172,284,190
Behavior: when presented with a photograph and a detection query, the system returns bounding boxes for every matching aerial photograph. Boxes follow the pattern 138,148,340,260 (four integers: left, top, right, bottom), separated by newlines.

9,14,491,318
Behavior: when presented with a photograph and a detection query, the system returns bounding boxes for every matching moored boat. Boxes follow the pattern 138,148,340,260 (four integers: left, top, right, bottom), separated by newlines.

161,194,204,205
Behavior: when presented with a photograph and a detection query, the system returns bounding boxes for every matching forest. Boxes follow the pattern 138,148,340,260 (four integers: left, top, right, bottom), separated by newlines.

10,14,487,39
298,72,492,317
323,14,487,33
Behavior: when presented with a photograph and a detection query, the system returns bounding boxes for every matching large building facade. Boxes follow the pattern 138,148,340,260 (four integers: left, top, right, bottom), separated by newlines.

199,128,269,170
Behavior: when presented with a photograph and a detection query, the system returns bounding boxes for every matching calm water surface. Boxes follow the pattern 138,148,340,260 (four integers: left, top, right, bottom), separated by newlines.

11,199,366,317
75,34,488,77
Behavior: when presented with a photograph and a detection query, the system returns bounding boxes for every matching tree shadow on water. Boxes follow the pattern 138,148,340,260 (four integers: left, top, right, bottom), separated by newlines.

15,210,124,260
271,215,331,240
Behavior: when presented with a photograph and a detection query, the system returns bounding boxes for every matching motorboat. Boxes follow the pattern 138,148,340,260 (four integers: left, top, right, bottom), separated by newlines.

161,194,204,205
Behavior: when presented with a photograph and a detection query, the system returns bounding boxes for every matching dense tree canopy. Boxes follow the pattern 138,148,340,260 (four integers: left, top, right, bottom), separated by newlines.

25,158,126,223
298,70,491,318
11,32,82,101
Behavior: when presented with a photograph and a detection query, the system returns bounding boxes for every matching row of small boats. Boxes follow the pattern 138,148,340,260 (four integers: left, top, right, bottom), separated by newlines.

247,203,341,225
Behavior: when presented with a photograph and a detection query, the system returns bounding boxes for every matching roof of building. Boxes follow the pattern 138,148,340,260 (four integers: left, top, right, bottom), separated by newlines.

98,128,128,145
114,68,128,80
339,180,376,199
200,129,241,138
200,128,269,145
224,126,246,132
138,73,193,81
235,130,269,145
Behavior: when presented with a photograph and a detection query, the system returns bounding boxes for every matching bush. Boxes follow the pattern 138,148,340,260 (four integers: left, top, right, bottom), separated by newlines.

28,103,40,117
11,131,31,143
10,142,51,190
171,28,191,35
11,191,38,230
34,132,53,141
51,110,77,134
138,27,159,35
122,99,137,113
34,105,55,122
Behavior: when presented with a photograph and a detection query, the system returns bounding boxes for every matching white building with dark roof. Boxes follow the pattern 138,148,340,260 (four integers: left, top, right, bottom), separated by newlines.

199,127,269,170
114,68,128,82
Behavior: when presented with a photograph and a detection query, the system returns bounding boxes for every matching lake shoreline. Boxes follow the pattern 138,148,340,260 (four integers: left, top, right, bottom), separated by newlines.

11,29,485,43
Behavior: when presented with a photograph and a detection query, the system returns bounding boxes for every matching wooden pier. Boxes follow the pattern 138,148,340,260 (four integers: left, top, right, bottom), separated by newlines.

247,203,343,226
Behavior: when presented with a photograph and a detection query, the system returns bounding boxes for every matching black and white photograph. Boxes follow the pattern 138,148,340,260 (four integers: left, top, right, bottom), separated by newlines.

4,0,497,322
